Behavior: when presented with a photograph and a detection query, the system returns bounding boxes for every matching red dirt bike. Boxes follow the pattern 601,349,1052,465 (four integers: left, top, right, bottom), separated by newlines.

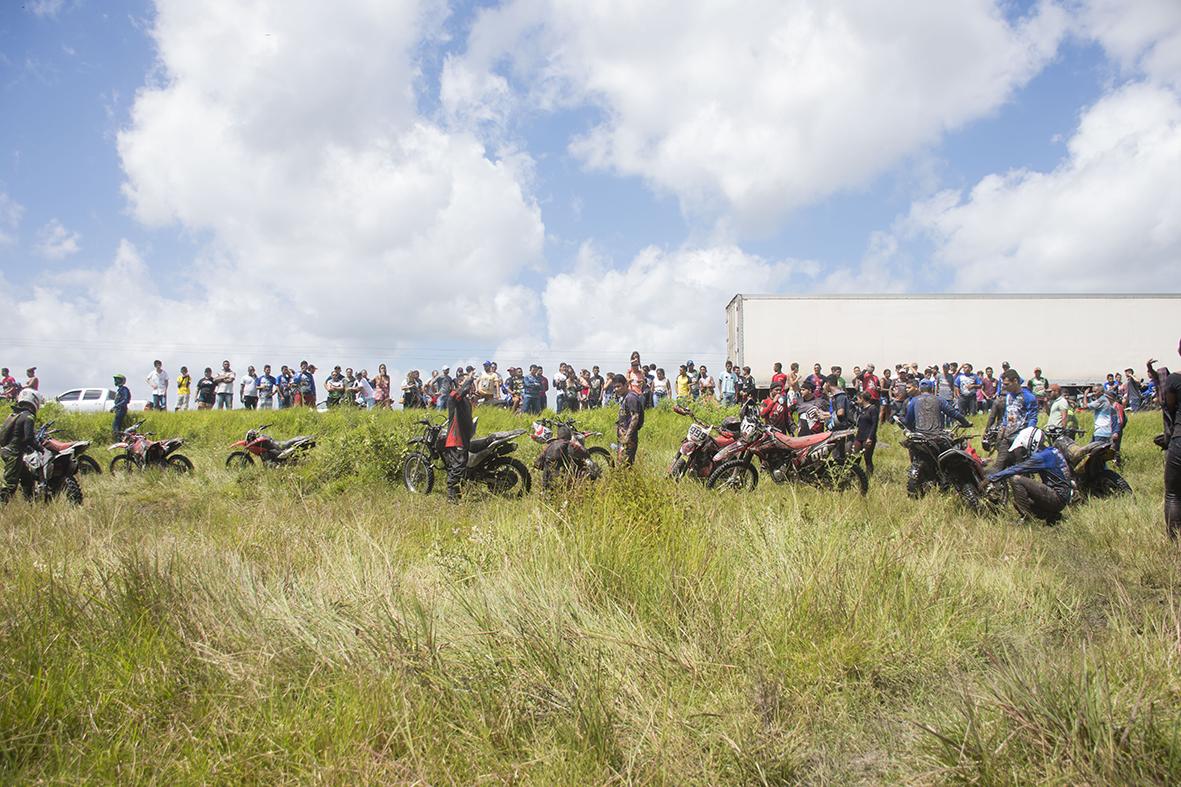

530,416,614,468
706,412,868,494
108,420,193,473
226,425,316,468
15,421,91,505
668,405,742,481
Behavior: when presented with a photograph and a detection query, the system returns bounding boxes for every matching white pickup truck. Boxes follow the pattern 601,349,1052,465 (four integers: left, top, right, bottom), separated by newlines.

54,387,149,413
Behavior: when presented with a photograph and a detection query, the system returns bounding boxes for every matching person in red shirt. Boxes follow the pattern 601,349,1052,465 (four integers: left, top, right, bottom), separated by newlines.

0,368,17,400
443,373,476,502
770,362,787,392
862,364,880,400
760,384,794,434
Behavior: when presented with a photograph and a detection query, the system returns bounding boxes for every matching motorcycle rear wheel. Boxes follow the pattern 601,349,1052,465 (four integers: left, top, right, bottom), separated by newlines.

485,458,531,498
956,481,983,511
707,459,759,492
226,451,255,470
1093,468,1132,498
167,454,194,474
587,446,614,469
77,455,101,475
109,455,138,474
402,452,435,494
833,464,869,496
906,462,933,499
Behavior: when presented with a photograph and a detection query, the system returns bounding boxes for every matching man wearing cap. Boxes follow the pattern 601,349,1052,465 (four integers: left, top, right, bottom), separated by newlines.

112,374,131,438
904,377,969,436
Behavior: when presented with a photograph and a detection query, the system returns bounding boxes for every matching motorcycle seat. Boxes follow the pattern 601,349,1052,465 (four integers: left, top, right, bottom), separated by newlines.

43,439,73,452
277,436,312,450
771,431,830,450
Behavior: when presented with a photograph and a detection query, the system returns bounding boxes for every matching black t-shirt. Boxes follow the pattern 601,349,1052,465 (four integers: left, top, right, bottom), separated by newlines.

856,406,878,444
830,392,853,429
616,390,645,432
1164,371,1181,439
196,377,216,402
589,375,603,397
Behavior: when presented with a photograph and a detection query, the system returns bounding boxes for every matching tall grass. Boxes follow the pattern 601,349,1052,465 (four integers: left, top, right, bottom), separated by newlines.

1,403,1178,782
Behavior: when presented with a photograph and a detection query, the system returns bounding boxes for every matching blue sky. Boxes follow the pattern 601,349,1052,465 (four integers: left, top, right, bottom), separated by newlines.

1,0,1179,394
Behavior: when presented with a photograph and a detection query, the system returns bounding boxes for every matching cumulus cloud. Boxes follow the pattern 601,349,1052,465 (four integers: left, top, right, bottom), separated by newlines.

447,0,1067,232
27,0,65,18
117,0,545,345
1078,0,1181,88
911,82,1181,291
516,243,817,368
35,218,81,260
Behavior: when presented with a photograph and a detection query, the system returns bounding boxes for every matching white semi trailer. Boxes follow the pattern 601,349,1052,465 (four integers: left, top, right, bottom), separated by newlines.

726,294,1181,388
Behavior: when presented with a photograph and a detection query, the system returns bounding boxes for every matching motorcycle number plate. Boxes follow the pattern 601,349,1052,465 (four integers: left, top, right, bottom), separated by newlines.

688,424,709,443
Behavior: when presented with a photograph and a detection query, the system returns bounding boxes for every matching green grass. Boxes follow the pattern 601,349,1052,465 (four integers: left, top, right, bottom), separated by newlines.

2,403,1179,783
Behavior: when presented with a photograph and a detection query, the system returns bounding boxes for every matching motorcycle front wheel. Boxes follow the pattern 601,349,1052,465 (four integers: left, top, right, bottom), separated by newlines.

668,454,688,480
77,455,101,475
831,463,869,496
706,459,759,492
109,455,138,474
402,452,435,494
225,451,255,470
587,446,614,469
1093,468,1132,498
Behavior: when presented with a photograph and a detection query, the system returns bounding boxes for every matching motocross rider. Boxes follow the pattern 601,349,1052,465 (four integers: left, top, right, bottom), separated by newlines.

991,369,1040,471
1,388,41,502
443,371,476,502
987,427,1073,525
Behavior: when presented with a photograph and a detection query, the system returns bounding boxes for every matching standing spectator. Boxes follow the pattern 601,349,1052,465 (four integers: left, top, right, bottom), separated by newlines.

787,362,801,392
652,368,671,406
686,361,700,399
808,363,825,392
24,367,39,391
675,365,690,400
175,366,191,411
770,362,787,391
879,368,894,422
509,367,525,412
614,374,644,466
699,365,716,403
851,366,864,394
1147,346,1181,540
538,365,550,410
277,365,294,409
1047,384,1071,431
980,366,998,410
434,366,454,410
1123,368,1144,411
588,366,604,409
797,381,828,435
401,371,422,409
523,365,543,414
373,364,391,409
831,366,847,389
326,367,346,407
854,390,879,477
214,361,236,410
552,363,569,413
826,375,854,430
343,368,359,407
862,364,880,400
443,372,476,503
196,368,216,410
761,384,792,434
257,365,277,409
111,374,130,438
146,360,168,410
738,366,757,404
355,370,375,409
1088,387,1121,445
955,363,978,417
1029,367,1050,411
240,365,259,410
719,361,737,405
0,368,18,400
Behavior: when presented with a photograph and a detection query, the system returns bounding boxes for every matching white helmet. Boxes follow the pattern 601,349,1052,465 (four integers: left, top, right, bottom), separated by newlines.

1009,426,1044,455
16,388,43,413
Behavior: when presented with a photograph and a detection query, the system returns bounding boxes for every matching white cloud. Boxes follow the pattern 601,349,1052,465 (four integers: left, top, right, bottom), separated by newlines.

448,0,1067,232
116,0,545,345
528,242,817,368
0,192,22,245
27,0,65,18
35,218,81,260
911,82,1181,290
1078,0,1181,88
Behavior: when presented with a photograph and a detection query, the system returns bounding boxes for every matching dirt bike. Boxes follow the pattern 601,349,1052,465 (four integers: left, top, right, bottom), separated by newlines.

895,417,974,499
934,431,991,511
668,405,741,481
226,425,316,468
19,421,90,505
402,417,531,497
108,420,193,473
530,416,614,469
1046,425,1131,499
707,409,867,495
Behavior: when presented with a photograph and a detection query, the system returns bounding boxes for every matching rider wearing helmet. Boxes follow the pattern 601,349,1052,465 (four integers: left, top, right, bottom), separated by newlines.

1,389,41,502
987,427,1073,524
112,374,131,439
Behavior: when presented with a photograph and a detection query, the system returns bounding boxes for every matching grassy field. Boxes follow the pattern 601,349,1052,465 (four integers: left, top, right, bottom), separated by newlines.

2,402,1179,784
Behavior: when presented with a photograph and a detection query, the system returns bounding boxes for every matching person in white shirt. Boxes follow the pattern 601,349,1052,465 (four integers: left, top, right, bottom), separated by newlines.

651,368,672,405
215,360,236,410
146,359,169,410
355,370,375,409
240,365,259,410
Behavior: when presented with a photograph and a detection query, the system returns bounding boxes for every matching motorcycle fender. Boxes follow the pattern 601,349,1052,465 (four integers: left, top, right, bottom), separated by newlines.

712,442,742,463
679,442,696,456
937,448,982,482
108,442,129,451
